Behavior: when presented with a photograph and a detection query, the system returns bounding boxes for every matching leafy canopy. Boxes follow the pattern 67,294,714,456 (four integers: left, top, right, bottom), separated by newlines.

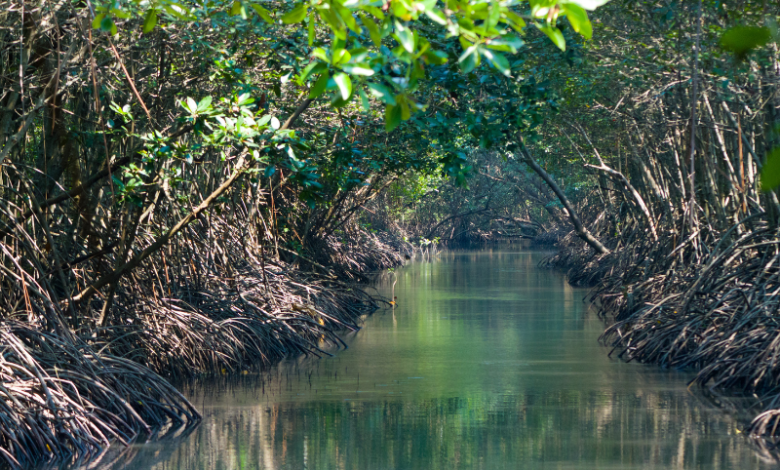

94,0,608,131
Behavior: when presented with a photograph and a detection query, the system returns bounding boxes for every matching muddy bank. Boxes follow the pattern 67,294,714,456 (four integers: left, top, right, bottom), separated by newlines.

0,225,409,468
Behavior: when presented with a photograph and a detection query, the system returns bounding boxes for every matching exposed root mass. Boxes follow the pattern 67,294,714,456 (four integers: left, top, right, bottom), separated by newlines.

0,324,198,467
546,216,780,443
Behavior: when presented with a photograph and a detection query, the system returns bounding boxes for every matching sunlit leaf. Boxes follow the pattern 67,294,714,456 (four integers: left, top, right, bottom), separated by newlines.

342,63,374,76
360,14,382,46
300,61,327,82
423,8,446,25
394,21,415,53
458,45,480,74
486,0,500,31
563,0,610,11
485,35,524,52
333,72,352,100
182,97,196,113
367,83,396,105
332,48,351,66
312,47,330,63
481,49,511,76
309,71,330,98
251,3,273,23
197,96,212,112
282,4,308,24
504,11,526,33
162,2,191,20
92,13,105,30
230,1,242,16
142,10,157,33
537,24,566,51
562,3,591,39
335,5,360,34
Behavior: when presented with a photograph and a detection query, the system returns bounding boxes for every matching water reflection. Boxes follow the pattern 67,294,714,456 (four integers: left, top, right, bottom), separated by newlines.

78,250,775,470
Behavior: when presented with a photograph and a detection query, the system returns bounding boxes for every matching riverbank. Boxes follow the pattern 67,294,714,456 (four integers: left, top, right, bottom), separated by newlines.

71,248,772,470
0,227,410,468
542,217,780,441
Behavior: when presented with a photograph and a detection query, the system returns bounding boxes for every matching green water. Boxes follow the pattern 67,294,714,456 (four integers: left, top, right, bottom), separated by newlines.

92,249,775,469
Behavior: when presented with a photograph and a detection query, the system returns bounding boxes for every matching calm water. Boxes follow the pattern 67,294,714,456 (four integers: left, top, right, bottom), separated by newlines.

87,249,776,469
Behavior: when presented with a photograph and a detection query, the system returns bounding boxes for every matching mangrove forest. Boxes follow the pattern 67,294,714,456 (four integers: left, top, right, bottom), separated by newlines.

2,0,780,467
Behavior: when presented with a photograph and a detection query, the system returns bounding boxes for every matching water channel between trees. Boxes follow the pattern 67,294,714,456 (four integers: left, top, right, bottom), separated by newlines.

79,249,775,470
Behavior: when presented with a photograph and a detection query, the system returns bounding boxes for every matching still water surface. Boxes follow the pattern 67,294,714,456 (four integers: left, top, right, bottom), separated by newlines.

92,249,775,469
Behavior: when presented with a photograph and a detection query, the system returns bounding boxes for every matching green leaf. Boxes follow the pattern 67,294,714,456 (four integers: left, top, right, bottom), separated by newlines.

92,13,105,30
163,2,191,20
385,104,402,132
309,71,330,98
563,0,610,11
481,49,510,76
562,3,591,39
761,147,780,191
394,21,415,53
197,96,213,112
360,5,384,20
721,26,771,59
230,1,242,16
100,16,114,32
422,49,448,65
396,94,411,120
312,47,330,62
504,11,526,32
367,83,396,105
342,64,375,76
300,61,327,82
282,4,308,24
319,8,347,40
537,24,566,51
485,35,524,52
359,89,370,111
251,3,274,23
423,8,446,25
392,1,411,21
112,8,131,19
186,97,197,113
333,72,352,100
335,5,360,34
142,10,157,33
458,45,480,74
486,0,500,31
360,14,382,47
332,48,351,66
308,18,315,46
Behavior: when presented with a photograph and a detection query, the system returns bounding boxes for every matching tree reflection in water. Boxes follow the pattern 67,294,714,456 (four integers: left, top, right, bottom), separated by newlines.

74,250,776,470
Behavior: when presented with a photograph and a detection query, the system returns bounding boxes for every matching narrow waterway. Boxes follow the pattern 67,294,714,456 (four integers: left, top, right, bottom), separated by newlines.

89,249,774,469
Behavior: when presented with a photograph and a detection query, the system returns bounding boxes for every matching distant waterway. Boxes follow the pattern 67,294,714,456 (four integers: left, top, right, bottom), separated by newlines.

81,249,774,470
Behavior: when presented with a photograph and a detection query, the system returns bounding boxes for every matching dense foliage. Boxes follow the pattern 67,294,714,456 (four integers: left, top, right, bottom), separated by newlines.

0,0,606,465
5,0,780,464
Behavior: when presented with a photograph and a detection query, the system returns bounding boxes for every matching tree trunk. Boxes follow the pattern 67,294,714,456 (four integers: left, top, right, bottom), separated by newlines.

518,145,610,255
